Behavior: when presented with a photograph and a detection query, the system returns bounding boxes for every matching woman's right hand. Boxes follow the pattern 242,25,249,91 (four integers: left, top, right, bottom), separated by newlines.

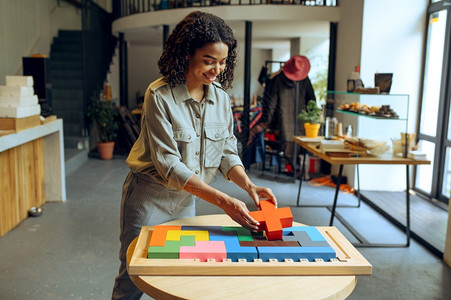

184,175,260,232
218,196,260,232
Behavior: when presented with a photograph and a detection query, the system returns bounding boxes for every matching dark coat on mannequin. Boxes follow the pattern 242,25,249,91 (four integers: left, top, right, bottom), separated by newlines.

262,71,316,157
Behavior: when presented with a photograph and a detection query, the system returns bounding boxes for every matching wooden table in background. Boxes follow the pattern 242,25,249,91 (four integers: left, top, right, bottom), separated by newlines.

293,136,431,247
0,119,65,237
127,214,357,300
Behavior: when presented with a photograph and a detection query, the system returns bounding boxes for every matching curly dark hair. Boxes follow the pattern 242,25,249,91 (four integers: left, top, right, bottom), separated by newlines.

158,11,237,90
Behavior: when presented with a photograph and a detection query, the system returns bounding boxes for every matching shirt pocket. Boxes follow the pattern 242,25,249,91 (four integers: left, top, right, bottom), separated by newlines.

173,128,197,169
204,126,228,168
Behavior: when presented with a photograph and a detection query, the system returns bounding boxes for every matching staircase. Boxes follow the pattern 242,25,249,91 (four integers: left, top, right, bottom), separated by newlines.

50,30,89,173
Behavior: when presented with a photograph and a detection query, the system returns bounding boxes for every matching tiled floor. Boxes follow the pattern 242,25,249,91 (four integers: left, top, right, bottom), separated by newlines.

0,157,450,299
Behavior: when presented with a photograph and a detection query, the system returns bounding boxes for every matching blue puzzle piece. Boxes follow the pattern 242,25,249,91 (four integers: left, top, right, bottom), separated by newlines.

181,226,224,236
257,246,336,262
283,226,327,242
283,231,329,247
210,233,257,262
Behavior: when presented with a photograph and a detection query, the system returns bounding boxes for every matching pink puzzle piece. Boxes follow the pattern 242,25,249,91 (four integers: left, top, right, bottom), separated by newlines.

179,241,227,262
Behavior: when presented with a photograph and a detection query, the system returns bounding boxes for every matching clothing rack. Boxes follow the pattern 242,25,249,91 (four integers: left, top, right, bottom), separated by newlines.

265,60,301,181
265,60,285,68
260,61,301,182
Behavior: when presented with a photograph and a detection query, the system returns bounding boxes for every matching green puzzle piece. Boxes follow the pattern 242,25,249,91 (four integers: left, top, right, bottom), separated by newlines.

148,235,195,259
222,226,254,241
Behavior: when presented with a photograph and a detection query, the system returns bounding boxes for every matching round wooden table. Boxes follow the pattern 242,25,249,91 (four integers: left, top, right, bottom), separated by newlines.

127,214,357,300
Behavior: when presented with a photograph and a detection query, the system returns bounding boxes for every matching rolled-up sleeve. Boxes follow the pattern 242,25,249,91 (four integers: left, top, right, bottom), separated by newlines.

140,89,194,191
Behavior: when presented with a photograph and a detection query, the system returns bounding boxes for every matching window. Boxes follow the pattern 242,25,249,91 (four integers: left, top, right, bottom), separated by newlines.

414,1,451,205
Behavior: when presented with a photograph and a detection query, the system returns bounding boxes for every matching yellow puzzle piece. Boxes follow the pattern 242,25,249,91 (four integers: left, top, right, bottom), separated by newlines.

166,230,209,241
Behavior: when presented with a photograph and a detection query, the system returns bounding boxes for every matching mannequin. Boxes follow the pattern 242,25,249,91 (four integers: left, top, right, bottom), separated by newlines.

261,55,316,171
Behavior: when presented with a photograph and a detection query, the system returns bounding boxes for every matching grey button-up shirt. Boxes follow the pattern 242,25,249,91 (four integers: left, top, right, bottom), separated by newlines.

126,77,243,192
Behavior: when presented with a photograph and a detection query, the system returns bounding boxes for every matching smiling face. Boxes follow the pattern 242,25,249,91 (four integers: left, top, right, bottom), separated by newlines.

185,42,229,90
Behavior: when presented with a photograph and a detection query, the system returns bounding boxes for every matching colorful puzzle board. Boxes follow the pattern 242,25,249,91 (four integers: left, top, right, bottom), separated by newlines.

147,225,336,262
128,225,372,276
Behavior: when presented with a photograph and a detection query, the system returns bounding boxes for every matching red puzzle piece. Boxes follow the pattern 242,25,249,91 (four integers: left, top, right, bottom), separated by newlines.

249,200,293,241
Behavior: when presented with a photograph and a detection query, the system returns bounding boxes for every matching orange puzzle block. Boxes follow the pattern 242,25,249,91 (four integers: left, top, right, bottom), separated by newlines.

149,225,182,246
249,200,293,241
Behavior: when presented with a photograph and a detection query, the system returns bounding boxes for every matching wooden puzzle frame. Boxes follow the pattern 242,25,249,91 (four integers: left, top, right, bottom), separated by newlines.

128,225,372,276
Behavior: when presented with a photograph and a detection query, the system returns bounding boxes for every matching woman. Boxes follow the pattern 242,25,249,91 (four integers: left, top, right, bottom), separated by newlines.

112,11,277,299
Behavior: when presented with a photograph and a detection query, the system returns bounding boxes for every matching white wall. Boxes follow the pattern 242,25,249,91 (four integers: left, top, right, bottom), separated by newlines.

0,0,51,81
360,0,427,132
328,0,428,191
334,0,364,92
356,0,428,191
0,0,81,83
126,44,162,108
325,0,364,183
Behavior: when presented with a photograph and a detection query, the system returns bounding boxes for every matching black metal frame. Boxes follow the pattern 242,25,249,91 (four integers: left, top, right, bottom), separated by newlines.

119,32,128,107
297,156,411,248
112,0,338,18
82,0,117,131
296,154,362,209
413,0,451,205
296,161,412,248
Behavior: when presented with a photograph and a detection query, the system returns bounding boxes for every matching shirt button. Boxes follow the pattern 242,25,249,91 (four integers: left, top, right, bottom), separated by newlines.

195,170,199,174
196,114,200,118
196,133,200,137
188,135,191,140
215,133,219,138
195,151,199,155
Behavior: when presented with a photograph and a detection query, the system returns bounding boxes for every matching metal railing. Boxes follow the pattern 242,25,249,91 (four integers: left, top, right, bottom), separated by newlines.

112,0,338,19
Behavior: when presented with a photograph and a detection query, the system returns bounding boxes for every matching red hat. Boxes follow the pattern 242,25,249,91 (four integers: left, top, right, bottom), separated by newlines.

282,55,311,81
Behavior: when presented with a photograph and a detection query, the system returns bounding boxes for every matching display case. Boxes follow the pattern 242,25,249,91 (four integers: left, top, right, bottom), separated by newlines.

328,91,410,156
327,91,411,191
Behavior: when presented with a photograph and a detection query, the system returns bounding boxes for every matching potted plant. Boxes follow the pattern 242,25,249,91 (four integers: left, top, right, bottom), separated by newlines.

297,99,322,138
86,96,119,159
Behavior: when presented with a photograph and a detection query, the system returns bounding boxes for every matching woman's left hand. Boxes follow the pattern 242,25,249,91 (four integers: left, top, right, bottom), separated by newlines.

247,186,277,209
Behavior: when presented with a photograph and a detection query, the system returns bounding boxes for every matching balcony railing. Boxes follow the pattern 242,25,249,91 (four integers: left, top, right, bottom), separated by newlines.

112,0,338,19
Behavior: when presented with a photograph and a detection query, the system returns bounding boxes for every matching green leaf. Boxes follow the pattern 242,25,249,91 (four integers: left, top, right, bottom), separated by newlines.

297,100,322,124
86,95,119,142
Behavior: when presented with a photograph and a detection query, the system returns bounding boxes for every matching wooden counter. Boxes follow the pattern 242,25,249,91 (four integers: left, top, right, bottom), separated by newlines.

0,119,66,237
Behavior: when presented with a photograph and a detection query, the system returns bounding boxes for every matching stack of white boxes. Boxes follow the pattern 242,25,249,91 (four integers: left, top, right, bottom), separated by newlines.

0,75,41,118
320,139,347,152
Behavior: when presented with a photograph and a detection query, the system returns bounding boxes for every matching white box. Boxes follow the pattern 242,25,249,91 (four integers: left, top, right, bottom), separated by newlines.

407,151,427,160
0,95,38,107
0,86,34,97
5,75,34,87
320,139,346,151
0,104,41,118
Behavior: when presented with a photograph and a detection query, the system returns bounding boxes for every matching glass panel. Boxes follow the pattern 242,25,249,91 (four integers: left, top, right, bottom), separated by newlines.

419,10,447,137
415,140,435,193
442,147,451,198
